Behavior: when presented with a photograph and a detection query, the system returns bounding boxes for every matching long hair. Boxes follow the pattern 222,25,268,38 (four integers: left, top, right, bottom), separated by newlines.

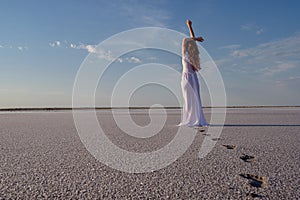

183,39,201,71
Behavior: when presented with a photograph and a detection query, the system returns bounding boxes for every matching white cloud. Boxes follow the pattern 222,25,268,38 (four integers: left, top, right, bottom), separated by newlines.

241,24,264,35
49,40,61,47
70,42,123,62
70,43,76,48
85,45,97,53
126,56,142,63
17,46,28,51
70,43,94,52
69,42,143,63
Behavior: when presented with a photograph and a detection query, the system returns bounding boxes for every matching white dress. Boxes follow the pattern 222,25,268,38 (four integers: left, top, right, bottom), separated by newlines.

178,52,208,127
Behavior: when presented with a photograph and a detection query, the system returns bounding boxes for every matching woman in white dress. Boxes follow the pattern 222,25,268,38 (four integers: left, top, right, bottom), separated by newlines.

179,20,208,127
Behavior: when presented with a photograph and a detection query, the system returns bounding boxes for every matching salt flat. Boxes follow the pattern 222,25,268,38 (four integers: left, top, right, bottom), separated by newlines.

0,108,299,199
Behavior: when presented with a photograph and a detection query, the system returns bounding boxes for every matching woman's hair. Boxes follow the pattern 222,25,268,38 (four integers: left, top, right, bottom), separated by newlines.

183,38,201,71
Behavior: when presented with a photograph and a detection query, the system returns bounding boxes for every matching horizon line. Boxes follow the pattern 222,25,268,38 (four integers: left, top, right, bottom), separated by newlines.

1,105,300,112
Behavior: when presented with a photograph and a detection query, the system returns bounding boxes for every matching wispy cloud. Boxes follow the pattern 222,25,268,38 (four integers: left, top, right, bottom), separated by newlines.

274,75,300,87
230,33,300,60
260,62,296,76
0,44,28,51
288,76,300,80
118,2,171,27
219,44,241,50
218,33,300,78
148,56,158,61
241,24,264,35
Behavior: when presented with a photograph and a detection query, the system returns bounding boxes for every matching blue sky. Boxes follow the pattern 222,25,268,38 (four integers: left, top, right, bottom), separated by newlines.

1,0,300,107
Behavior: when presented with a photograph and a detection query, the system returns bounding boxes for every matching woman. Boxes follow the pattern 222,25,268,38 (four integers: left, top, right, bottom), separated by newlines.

178,20,208,127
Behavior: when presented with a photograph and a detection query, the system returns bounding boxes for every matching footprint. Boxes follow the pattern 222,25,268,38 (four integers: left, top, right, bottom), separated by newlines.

202,133,211,136
240,173,266,182
222,144,236,149
240,154,255,163
247,192,264,199
212,138,221,141
240,173,267,188
250,180,266,188
194,127,206,132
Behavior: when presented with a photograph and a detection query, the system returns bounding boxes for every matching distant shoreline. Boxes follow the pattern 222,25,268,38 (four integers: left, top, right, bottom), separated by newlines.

0,106,300,112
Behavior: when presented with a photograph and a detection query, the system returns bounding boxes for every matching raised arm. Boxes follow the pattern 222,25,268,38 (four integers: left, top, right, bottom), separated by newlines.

186,20,195,38
186,19,204,42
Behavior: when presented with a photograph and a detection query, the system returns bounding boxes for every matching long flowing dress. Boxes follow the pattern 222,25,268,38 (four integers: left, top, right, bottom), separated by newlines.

178,52,208,127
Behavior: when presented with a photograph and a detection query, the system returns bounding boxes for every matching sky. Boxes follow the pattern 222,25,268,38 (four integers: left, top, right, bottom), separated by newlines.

1,0,300,108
